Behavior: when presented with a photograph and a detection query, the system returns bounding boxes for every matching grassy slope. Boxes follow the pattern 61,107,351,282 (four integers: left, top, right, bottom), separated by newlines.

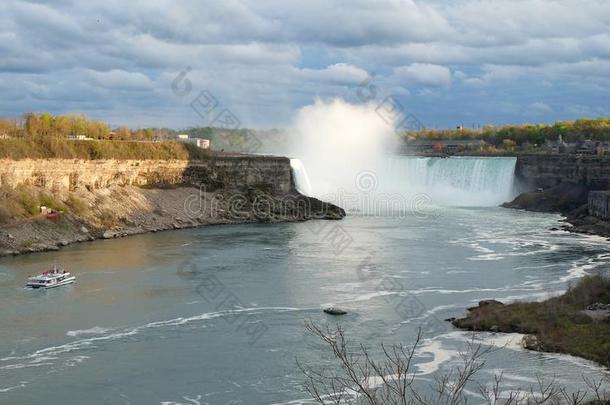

453,276,610,367
0,138,211,160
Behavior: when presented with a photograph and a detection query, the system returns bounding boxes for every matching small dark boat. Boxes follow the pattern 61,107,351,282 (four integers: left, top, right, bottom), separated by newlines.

323,307,347,315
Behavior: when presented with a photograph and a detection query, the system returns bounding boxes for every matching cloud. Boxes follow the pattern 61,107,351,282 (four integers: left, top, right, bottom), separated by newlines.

298,63,369,84
393,63,452,87
528,101,553,114
0,0,609,127
85,69,153,91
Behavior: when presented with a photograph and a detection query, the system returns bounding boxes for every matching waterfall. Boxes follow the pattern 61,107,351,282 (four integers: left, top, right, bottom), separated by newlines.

290,158,313,196
384,156,517,207
290,156,517,210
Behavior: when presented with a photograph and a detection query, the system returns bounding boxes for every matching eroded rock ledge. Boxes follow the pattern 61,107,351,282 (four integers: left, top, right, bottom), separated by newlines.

0,156,345,256
503,154,610,237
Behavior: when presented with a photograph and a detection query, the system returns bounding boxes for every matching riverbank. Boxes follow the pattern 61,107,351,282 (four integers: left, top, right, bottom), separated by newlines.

0,184,344,257
501,182,610,238
450,275,610,367
0,156,345,257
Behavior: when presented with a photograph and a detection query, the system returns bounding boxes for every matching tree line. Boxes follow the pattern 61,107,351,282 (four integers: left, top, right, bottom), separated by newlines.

404,117,610,147
3,112,610,151
0,113,173,141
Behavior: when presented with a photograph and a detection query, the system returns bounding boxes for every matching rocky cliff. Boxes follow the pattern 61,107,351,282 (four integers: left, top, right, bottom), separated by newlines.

505,154,610,236
588,191,610,220
0,156,344,256
0,156,296,193
515,154,610,190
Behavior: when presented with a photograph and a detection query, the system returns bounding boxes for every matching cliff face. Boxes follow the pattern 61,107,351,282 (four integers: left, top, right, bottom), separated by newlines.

506,154,610,236
0,156,294,193
0,156,344,256
588,191,610,220
515,154,610,189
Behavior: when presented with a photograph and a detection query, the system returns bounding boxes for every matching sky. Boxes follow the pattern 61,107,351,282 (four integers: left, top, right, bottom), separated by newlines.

0,0,609,129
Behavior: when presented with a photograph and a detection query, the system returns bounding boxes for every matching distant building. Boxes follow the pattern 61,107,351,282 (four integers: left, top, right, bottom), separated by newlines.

66,134,88,141
596,141,610,155
544,135,577,154
576,140,597,155
195,139,210,149
405,139,487,154
177,134,211,149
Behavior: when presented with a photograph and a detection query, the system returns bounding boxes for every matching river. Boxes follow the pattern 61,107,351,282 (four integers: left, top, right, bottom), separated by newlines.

1,208,610,404
1,157,610,404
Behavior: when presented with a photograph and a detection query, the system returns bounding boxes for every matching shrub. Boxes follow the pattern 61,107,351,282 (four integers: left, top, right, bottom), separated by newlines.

0,139,211,160
17,187,40,216
64,194,88,215
39,193,65,212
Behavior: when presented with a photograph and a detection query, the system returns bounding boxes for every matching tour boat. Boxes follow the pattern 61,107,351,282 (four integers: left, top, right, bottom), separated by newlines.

26,265,75,289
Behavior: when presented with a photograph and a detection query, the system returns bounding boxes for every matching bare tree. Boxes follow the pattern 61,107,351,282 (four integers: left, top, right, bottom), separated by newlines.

297,320,609,405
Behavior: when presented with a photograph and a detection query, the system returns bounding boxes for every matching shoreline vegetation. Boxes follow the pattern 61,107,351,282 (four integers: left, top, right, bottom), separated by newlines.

450,275,610,368
404,117,610,142
0,137,212,160
1,113,610,157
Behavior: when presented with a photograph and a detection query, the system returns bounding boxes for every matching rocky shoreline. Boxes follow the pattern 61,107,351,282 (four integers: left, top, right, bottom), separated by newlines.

501,182,610,238
449,275,610,367
504,153,610,238
0,157,345,257
0,185,345,257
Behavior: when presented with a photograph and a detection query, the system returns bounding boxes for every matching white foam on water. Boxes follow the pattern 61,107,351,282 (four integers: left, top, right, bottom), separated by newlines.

1,306,305,374
0,381,28,393
513,264,561,271
408,331,524,377
66,326,112,337
447,331,610,374
413,339,459,375
406,285,536,296
560,253,610,283
400,304,458,325
320,290,397,308
483,369,539,385
0,362,54,370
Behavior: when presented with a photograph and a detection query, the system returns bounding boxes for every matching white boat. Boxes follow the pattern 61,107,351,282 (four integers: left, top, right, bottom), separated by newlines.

26,265,75,289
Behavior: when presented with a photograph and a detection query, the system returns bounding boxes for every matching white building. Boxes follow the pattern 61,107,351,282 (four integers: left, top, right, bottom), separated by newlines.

196,139,210,149
66,135,88,141
176,134,210,149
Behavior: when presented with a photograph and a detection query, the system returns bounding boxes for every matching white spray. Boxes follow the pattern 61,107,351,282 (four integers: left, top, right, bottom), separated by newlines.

288,98,398,200
287,98,517,209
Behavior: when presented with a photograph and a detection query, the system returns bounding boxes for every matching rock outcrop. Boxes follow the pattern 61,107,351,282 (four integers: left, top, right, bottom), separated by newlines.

0,155,345,256
504,154,610,237
515,154,610,190
0,156,298,193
